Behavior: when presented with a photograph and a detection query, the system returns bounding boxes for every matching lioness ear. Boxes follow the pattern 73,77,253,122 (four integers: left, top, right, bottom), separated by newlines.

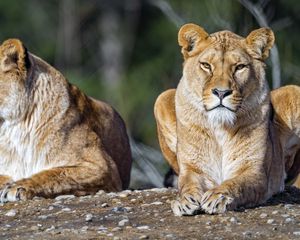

0,39,30,73
178,23,210,60
245,28,274,60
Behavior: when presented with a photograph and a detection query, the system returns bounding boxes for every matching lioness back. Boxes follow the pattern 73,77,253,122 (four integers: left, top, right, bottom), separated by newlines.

0,39,132,202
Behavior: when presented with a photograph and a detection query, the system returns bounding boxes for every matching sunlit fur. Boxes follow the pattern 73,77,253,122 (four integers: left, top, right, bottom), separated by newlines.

0,39,132,202
155,23,300,216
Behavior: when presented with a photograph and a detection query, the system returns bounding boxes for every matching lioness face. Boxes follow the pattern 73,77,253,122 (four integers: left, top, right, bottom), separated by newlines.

178,24,274,126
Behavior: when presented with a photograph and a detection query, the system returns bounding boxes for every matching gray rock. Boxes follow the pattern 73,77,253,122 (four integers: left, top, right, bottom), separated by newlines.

101,203,109,208
284,217,294,223
85,214,93,222
259,213,268,218
5,210,17,217
55,195,75,201
118,219,129,227
266,219,275,224
139,235,149,239
137,225,150,230
230,217,238,223
61,207,71,212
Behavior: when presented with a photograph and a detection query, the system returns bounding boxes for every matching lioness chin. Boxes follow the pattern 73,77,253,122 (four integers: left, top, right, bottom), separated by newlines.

0,39,132,202
155,23,300,215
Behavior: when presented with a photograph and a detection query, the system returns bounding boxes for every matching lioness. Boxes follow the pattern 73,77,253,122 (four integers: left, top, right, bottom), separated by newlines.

154,23,300,215
0,39,132,202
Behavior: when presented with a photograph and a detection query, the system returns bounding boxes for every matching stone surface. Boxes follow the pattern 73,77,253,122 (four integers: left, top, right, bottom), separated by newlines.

0,187,299,239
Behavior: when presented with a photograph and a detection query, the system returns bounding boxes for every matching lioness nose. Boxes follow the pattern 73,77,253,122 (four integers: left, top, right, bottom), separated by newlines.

211,88,233,100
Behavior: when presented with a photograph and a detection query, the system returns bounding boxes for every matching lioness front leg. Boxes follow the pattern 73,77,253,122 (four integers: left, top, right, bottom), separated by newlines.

172,168,213,216
201,170,268,214
0,165,121,202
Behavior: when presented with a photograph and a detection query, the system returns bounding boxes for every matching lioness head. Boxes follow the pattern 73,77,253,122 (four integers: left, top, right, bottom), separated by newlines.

0,39,31,120
178,23,274,126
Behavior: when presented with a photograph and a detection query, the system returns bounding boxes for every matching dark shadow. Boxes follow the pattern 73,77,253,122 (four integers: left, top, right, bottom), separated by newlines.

263,186,300,206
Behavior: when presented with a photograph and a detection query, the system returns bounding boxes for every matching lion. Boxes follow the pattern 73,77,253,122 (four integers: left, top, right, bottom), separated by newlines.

154,23,300,215
0,39,132,202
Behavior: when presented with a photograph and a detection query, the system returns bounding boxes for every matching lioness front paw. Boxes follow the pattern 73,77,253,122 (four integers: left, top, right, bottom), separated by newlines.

201,189,234,214
171,193,202,216
0,183,33,203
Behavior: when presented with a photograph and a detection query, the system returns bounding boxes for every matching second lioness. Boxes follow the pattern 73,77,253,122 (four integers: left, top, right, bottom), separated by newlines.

155,24,300,215
0,39,132,202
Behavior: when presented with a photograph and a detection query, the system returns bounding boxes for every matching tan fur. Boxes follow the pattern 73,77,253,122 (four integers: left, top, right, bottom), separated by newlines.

0,39,132,202
154,23,300,215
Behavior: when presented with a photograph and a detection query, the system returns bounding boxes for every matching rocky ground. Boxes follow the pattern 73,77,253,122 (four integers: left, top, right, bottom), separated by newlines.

0,187,300,240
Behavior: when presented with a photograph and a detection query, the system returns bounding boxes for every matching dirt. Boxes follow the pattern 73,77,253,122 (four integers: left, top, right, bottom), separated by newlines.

0,187,300,240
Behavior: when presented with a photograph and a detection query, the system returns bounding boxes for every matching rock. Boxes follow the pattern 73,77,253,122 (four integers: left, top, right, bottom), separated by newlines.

61,208,71,212
230,217,238,224
55,195,75,201
149,188,168,193
101,203,109,208
81,226,89,231
96,190,105,195
45,226,55,232
118,219,129,227
284,204,293,209
111,207,129,213
293,231,300,236
107,192,118,198
165,234,175,238
259,213,268,218
98,226,107,232
139,235,149,239
285,218,294,223
137,225,150,230
5,209,17,217
266,219,275,224
150,201,163,205
124,207,133,212
242,231,252,237
85,214,93,222
118,193,129,198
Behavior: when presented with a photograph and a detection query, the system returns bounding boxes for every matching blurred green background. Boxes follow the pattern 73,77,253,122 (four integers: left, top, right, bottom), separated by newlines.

2,0,300,188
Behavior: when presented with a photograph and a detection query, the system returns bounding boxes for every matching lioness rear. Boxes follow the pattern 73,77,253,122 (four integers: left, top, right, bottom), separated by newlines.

155,24,300,215
0,39,132,202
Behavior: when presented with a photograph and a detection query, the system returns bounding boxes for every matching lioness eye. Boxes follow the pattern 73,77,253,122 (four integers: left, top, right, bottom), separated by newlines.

235,64,247,71
200,62,211,72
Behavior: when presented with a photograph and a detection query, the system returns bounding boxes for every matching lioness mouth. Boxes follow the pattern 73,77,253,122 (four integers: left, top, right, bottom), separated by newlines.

208,104,235,112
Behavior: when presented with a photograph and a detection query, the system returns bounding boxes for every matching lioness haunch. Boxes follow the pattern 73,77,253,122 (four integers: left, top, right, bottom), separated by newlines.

0,39,132,202
155,23,300,215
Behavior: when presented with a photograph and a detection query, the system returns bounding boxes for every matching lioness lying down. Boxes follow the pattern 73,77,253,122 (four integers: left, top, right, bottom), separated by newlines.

0,39,132,202
155,23,300,215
